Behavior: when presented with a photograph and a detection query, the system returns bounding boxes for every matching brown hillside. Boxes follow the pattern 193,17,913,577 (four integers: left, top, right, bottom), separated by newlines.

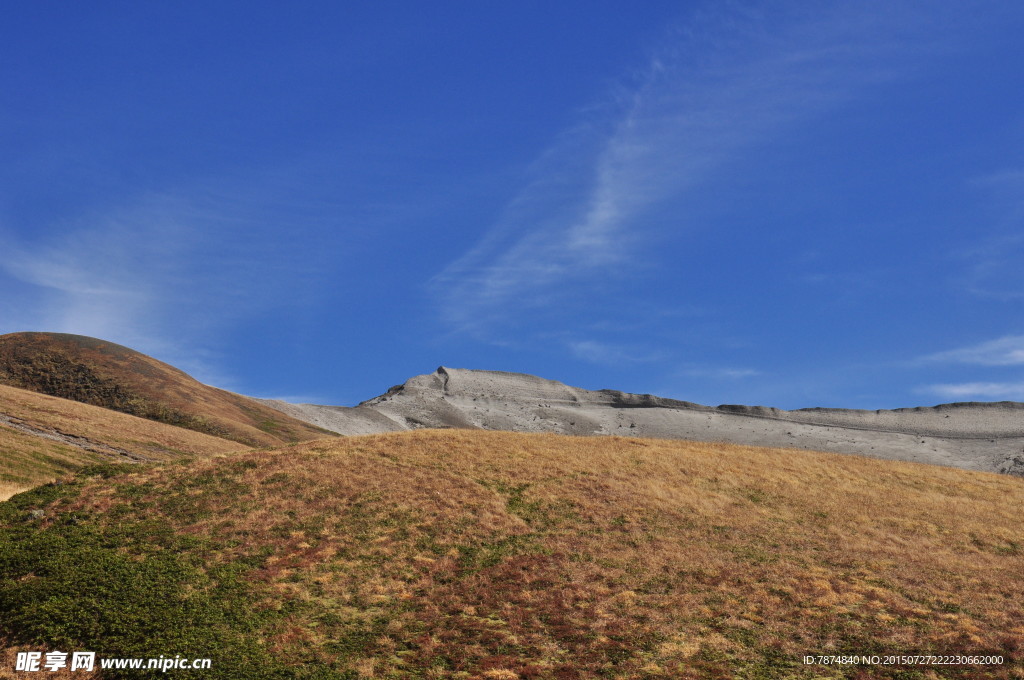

0,383,244,500
3,430,1020,678
0,332,335,447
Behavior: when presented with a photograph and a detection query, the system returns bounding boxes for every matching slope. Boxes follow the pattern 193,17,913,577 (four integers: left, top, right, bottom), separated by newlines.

0,332,334,447
0,383,244,500
2,430,1020,678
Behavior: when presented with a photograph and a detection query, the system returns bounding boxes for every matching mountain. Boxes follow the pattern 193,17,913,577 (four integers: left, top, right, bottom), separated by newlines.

261,366,1024,476
3,332,1021,477
0,332,335,448
2,429,1021,678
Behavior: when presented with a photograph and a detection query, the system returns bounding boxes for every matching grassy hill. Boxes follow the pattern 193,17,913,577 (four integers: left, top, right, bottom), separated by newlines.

0,332,334,447
0,383,244,501
1,430,1021,678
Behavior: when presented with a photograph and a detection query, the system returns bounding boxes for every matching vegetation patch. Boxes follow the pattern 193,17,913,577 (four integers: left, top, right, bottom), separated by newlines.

0,473,282,678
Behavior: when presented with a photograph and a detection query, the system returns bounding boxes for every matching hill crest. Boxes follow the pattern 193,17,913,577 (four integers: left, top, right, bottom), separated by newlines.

0,332,333,447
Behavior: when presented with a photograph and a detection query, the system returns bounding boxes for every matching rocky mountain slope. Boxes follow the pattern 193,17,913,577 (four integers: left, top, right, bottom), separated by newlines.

261,366,1024,476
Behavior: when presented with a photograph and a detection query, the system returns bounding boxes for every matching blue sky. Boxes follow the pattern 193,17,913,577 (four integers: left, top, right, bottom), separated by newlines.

2,1,1023,409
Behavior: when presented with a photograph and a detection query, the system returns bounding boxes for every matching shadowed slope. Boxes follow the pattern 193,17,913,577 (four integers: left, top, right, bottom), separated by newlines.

2,430,1020,678
0,332,334,447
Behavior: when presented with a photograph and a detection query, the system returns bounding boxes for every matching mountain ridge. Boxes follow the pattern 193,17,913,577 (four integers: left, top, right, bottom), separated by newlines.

2,332,1021,477
2,336,1023,675
261,366,1024,476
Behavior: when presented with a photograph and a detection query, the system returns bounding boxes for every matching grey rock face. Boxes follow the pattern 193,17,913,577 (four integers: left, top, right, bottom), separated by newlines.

998,453,1024,476
257,367,1024,476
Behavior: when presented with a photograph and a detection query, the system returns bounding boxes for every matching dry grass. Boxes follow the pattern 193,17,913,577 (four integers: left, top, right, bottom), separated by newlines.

0,482,32,504
4,429,1022,678
0,384,244,499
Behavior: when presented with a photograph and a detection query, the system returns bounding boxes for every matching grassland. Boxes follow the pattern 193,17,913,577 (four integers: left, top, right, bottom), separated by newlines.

0,384,244,500
1,430,1022,678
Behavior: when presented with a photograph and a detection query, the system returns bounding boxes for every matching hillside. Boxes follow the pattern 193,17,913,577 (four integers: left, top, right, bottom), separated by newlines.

0,383,244,500
0,332,334,447
2,430,1021,678
262,367,1024,476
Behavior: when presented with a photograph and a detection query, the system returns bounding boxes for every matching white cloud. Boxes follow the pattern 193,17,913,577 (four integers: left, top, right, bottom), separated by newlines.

0,197,191,350
567,340,665,365
0,191,324,385
248,394,330,405
959,234,1024,301
922,382,1024,401
924,335,1024,366
953,172,1024,300
680,366,761,380
431,3,946,339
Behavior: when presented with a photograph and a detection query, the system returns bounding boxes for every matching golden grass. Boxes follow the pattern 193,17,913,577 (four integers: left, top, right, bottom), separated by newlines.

18,428,1020,678
0,384,245,499
0,482,31,504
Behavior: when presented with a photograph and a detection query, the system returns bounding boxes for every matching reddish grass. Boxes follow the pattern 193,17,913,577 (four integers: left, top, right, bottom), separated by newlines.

14,429,1024,678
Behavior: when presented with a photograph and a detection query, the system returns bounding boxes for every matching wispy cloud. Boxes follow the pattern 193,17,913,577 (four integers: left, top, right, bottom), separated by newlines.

0,196,193,349
915,335,1024,403
680,366,761,380
567,339,666,366
923,335,1024,366
0,190,327,385
249,394,331,405
431,4,945,340
955,171,1024,300
921,382,1024,401
958,234,1024,301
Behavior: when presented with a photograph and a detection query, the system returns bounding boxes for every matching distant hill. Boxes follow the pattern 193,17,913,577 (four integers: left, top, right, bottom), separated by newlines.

261,366,1024,476
2,430,1021,677
0,332,334,447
